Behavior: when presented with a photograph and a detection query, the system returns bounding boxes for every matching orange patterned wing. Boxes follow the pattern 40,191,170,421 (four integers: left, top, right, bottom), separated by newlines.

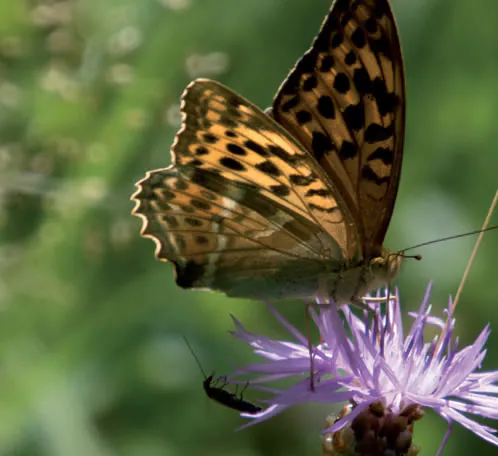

132,80,362,299
272,0,405,258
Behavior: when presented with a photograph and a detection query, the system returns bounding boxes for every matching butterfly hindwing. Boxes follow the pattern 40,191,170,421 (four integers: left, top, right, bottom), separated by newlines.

132,80,362,299
272,0,405,257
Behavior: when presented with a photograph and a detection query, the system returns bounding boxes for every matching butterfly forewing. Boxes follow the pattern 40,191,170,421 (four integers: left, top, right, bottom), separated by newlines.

133,80,362,299
177,80,358,252
272,0,404,257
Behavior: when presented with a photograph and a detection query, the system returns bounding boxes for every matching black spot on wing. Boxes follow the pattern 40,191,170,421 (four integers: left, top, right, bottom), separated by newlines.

162,215,179,228
371,36,390,56
186,159,203,168
317,96,335,119
268,145,301,164
338,140,357,160
256,160,281,177
302,75,318,91
180,205,195,214
365,123,394,143
290,174,316,186
343,102,365,132
226,143,247,156
365,17,378,34
351,28,366,48
333,73,350,94
305,188,330,197
353,68,373,95
203,133,218,144
368,147,393,165
345,50,357,66
299,52,317,73
270,184,290,197
175,261,205,288
296,110,312,124
220,157,246,171
311,132,334,161
281,96,300,112
185,217,202,227
195,146,209,156
228,96,242,108
320,55,334,72
196,235,209,245
361,165,390,185
220,116,237,129
191,199,211,211
331,32,343,49
372,77,398,116
244,140,269,157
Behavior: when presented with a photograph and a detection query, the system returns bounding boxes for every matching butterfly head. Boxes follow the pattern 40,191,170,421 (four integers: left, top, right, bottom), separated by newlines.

370,250,404,286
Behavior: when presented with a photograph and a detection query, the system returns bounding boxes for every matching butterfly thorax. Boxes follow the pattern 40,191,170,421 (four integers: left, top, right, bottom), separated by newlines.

320,250,402,306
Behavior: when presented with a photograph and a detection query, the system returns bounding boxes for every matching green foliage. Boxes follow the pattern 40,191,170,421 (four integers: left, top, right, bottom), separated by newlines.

0,0,497,454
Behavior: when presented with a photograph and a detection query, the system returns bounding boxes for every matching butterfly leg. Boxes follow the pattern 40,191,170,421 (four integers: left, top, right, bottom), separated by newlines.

351,265,396,308
313,272,340,308
304,301,317,392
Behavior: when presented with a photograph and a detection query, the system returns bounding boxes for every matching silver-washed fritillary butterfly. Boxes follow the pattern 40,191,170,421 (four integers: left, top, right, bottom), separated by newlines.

131,0,405,305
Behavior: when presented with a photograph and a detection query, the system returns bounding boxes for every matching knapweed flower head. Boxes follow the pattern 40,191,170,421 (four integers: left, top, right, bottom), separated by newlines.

228,284,498,456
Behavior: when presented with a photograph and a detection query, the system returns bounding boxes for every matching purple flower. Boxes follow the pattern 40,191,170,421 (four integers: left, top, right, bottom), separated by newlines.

228,284,498,456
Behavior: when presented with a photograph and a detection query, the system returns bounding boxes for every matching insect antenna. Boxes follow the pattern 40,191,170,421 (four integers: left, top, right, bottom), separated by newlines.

183,335,209,380
401,225,498,254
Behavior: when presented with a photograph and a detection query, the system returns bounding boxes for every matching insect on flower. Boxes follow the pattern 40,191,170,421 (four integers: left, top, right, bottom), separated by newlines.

184,336,261,414
226,285,498,456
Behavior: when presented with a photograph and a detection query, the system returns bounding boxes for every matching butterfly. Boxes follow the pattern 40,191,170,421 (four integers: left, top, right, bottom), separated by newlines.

131,0,405,305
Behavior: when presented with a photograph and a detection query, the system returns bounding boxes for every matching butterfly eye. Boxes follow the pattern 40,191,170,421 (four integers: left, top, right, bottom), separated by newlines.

371,257,387,270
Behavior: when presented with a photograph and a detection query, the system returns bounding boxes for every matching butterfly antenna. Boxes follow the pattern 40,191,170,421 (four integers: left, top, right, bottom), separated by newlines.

402,225,498,254
400,253,422,260
183,335,208,379
388,252,421,262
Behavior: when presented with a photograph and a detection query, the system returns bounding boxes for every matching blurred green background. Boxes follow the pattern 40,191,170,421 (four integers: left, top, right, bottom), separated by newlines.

0,0,497,455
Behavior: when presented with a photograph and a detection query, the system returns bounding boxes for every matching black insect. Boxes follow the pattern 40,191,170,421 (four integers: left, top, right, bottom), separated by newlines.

184,336,262,414
203,374,262,414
